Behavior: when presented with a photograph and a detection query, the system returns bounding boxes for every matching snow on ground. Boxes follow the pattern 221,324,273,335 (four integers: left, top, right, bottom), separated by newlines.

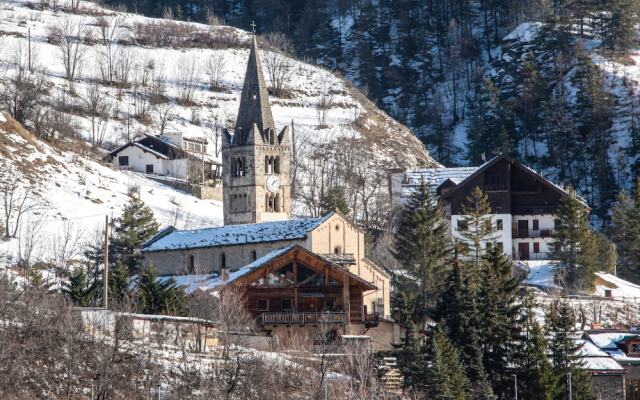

521,260,562,290
0,0,431,166
0,112,222,268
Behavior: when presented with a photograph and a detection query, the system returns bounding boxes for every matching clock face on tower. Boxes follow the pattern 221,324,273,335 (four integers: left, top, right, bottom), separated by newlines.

266,175,280,193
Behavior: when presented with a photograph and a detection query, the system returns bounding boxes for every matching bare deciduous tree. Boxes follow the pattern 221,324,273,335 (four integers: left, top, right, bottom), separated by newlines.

205,52,226,90
317,76,335,129
50,17,87,84
84,81,112,147
153,101,175,135
262,32,294,97
174,57,199,105
0,176,40,239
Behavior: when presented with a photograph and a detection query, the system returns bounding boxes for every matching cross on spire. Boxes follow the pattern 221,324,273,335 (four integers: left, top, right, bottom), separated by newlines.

250,20,256,34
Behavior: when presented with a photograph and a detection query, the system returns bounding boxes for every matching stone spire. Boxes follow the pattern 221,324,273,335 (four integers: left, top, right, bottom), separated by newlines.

234,35,275,145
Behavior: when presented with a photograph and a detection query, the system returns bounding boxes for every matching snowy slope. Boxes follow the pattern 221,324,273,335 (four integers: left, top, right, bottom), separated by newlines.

0,112,222,266
0,0,433,166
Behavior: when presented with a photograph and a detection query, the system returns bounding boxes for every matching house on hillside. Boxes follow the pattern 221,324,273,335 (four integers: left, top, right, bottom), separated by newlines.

585,330,640,399
108,134,222,183
389,155,589,261
159,245,398,350
579,339,627,400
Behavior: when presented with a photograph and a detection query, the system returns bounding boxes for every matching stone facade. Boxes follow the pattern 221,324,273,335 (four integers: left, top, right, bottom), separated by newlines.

222,35,291,225
143,213,392,319
590,374,625,400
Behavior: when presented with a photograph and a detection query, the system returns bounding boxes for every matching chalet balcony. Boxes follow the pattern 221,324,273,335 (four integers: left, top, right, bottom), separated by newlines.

258,312,346,326
512,228,556,239
364,313,380,328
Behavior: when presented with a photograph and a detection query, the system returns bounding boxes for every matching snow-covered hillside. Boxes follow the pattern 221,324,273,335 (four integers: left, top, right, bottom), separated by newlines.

0,112,222,266
0,0,433,165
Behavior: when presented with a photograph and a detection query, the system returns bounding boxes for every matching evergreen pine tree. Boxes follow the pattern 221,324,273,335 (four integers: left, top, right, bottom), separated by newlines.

63,267,92,307
514,293,555,400
392,181,451,329
546,299,595,400
602,0,640,53
318,186,350,216
427,328,472,400
435,254,496,400
137,266,185,315
477,246,522,396
111,190,159,275
551,186,595,290
611,181,640,282
458,186,498,280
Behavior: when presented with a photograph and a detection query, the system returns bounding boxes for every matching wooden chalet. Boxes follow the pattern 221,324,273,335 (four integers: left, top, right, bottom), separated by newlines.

215,245,379,333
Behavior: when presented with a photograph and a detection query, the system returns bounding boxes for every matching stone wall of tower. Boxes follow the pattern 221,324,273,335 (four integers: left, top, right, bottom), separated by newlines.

222,144,257,225
252,143,291,222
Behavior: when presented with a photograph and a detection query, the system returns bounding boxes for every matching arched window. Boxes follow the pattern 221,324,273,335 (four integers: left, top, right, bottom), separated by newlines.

274,193,280,212
231,159,237,177
269,129,275,145
334,246,341,254
274,156,280,174
265,155,270,174
251,250,257,261
188,255,195,273
220,253,226,269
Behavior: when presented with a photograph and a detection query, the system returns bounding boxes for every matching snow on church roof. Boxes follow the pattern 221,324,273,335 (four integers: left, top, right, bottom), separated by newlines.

159,246,295,293
142,214,333,253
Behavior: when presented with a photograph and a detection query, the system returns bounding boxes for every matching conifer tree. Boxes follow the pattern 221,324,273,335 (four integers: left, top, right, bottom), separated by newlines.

611,181,640,282
111,189,159,274
477,246,522,396
458,186,498,280
136,266,185,315
427,328,471,400
514,293,555,400
551,186,595,290
318,186,350,216
602,0,640,53
435,254,496,399
63,267,92,307
392,181,451,329
546,299,595,400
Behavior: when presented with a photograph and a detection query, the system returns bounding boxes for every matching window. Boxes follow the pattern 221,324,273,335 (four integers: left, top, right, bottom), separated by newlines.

631,343,640,353
334,246,342,254
145,164,154,173
118,156,129,166
496,219,503,230
605,289,613,298
533,242,540,253
554,218,561,229
188,255,195,274
274,156,280,173
496,242,504,253
457,220,468,231
533,219,539,231
484,220,491,231
251,250,257,261
220,253,226,269
256,299,268,311
281,299,292,311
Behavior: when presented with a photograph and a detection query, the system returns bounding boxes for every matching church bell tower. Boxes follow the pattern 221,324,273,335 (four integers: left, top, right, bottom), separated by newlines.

222,34,291,226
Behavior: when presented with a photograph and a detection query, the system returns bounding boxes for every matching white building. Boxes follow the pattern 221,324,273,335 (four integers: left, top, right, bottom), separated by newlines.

108,135,221,182
389,155,588,260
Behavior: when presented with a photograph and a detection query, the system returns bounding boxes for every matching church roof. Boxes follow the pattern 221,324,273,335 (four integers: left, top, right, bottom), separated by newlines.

233,35,275,145
142,213,334,253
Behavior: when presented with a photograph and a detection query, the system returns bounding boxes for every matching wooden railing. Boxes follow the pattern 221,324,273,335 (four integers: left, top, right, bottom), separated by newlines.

258,312,346,326
512,228,556,239
364,313,380,327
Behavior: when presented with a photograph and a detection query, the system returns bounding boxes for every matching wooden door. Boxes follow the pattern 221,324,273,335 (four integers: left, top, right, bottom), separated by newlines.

517,220,529,238
518,243,530,260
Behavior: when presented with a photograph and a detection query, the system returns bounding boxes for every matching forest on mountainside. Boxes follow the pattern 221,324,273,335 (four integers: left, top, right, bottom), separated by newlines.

101,0,640,223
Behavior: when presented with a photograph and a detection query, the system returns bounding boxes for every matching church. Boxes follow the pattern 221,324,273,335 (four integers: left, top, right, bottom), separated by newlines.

141,35,398,350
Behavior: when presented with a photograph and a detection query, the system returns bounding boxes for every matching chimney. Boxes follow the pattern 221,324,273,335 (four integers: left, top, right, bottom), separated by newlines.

221,268,229,281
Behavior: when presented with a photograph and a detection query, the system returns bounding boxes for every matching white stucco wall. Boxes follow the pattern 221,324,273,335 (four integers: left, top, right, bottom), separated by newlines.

111,146,165,175
450,214,513,257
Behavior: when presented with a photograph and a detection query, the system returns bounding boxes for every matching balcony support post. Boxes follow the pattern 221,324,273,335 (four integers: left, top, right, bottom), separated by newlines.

342,273,350,333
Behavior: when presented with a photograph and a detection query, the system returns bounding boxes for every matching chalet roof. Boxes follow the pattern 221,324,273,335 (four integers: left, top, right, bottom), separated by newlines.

401,166,478,191
142,213,334,253
578,340,625,373
586,331,640,350
441,155,590,208
159,245,377,293
108,141,170,160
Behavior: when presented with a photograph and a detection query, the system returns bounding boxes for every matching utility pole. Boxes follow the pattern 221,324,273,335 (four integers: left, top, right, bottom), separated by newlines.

28,27,32,72
103,215,109,309
567,372,572,400
513,374,518,400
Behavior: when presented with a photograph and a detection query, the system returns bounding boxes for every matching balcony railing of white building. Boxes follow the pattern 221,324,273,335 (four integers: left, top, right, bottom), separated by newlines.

512,228,556,239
